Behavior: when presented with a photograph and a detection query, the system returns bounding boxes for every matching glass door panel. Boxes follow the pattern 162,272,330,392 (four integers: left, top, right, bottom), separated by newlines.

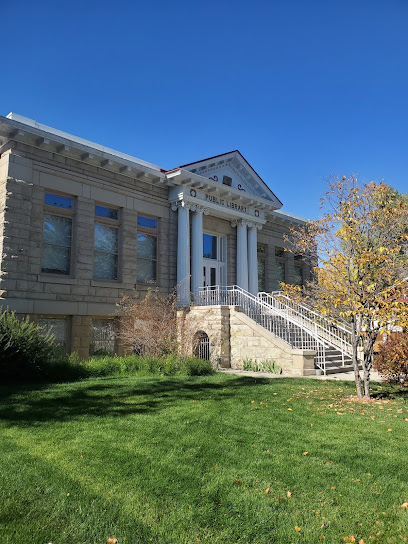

202,233,226,288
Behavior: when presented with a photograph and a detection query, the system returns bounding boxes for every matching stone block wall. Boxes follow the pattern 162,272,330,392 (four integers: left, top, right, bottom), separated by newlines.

0,143,178,357
185,305,316,376
0,136,311,359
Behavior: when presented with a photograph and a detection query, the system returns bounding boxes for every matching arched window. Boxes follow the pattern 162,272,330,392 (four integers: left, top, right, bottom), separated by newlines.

194,331,210,361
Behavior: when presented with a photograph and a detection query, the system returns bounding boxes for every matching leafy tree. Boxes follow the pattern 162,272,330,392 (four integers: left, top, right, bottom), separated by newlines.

284,176,408,398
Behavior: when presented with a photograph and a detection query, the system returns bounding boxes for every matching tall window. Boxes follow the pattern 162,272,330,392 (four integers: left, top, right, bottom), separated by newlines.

41,192,73,275
94,204,120,280
137,215,158,283
294,255,304,286
274,247,286,290
257,243,266,292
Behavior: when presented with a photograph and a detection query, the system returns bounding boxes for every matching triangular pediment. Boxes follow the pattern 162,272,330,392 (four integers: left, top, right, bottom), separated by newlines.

178,151,282,207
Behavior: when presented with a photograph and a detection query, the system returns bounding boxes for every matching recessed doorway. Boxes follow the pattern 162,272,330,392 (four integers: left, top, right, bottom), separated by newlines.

203,233,226,287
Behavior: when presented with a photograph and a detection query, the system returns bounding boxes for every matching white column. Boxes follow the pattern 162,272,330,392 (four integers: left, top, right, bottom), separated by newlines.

175,202,190,305
191,207,203,296
236,220,248,291
247,223,258,295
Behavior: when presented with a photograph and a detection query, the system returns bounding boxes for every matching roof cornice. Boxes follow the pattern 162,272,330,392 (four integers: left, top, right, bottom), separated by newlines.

0,114,167,183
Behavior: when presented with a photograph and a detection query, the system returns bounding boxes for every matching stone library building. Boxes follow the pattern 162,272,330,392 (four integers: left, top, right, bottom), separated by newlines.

0,113,315,373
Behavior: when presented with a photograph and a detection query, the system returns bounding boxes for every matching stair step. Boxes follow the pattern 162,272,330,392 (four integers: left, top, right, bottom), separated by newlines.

251,294,358,374
325,361,353,366
325,365,356,374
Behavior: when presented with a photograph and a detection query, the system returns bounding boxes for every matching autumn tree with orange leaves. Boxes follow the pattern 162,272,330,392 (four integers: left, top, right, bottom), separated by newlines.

284,177,408,398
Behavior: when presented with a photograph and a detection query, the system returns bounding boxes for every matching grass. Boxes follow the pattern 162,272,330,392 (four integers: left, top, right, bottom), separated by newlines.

0,374,407,544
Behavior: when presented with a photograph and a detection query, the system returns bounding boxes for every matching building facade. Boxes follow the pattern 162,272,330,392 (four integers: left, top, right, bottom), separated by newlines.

0,113,310,359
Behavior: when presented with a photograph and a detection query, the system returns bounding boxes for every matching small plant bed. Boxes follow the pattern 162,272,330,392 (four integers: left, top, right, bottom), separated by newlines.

243,358,282,374
0,376,407,543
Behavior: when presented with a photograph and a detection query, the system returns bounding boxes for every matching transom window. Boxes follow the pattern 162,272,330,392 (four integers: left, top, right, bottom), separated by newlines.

44,193,73,209
41,192,73,275
203,234,218,260
95,205,119,220
137,215,158,229
94,204,120,280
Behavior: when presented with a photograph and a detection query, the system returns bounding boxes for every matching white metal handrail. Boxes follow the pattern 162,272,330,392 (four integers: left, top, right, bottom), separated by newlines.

269,291,352,334
260,291,353,361
195,285,331,373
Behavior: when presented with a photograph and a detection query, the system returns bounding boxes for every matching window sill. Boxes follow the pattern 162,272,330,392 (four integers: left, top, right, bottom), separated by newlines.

91,279,123,288
39,275,77,285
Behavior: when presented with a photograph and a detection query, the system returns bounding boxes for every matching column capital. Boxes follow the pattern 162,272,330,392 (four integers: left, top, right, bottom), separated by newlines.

248,222,263,231
190,204,209,215
231,218,262,228
170,200,192,212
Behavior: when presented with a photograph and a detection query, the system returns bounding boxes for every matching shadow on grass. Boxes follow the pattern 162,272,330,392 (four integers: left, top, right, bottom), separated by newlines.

0,375,275,427
370,386,408,400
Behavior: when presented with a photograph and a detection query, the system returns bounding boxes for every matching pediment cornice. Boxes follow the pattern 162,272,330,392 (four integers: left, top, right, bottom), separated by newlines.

177,150,282,207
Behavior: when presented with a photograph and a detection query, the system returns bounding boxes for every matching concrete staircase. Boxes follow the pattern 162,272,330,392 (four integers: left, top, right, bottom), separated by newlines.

323,347,355,374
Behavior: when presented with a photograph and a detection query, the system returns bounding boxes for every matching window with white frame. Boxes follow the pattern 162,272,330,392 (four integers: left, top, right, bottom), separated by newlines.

41,192,73,275
137,215,158,283
94,204,120,280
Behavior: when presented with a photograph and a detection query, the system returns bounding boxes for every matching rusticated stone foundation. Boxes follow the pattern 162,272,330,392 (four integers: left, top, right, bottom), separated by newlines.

181,305,316,376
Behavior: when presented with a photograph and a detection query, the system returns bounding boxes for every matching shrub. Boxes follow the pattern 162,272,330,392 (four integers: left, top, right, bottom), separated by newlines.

84,354,214,378
243,358,282,374
374,333,408,384
0,309,59,380
182,356,215,376
40,352,86,382
118,289,177,357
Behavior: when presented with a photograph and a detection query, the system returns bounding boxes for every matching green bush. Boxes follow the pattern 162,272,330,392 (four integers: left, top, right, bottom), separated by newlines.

182,356,215,376
0,309,59,380
84,354,214,378
0,311,216,383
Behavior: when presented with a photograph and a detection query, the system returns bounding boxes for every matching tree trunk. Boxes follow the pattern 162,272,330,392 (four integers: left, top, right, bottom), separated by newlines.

363,354,371,399
362,333,376,399
351,322,363,398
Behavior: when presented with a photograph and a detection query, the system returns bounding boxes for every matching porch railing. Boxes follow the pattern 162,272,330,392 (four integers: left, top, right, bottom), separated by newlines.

195,285,331,373
260,291,354,364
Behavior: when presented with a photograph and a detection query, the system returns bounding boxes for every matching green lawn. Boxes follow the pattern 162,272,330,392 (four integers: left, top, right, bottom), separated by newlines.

1,374,407,544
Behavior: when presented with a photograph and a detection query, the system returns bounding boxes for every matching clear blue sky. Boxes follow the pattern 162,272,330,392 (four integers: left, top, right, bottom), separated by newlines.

2,0,407,219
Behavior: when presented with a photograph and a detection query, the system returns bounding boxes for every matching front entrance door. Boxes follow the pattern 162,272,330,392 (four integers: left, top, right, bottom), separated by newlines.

203,233,226,287
203,261,224,287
